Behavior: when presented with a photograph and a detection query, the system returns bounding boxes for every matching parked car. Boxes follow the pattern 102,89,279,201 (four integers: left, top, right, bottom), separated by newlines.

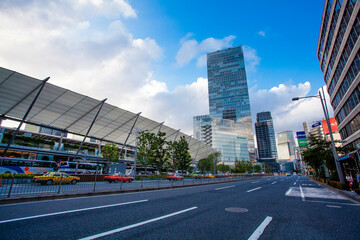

286,172,291,176
167,173,184,181
104,173,134,183
193,174,203,179
205,174,215,179
32,172,80,185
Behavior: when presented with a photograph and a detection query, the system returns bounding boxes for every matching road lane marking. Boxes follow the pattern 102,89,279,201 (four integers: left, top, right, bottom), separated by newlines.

251,181,259,183
271,181,277,185
307,200,359,206
326,205,341,208
248,216,273,240
215,185,235,190
293,182,297,185
299,186,305,201
79,206,198,240
285,188,292,195
0,199,148,224
247,187,261,193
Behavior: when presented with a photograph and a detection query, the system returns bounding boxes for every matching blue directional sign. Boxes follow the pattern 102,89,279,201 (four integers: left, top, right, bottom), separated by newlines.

296,131,306,139
312,122,321,128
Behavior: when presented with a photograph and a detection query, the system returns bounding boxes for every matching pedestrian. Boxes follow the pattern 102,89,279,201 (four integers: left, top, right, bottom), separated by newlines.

346,173,354,192
356,171,360,188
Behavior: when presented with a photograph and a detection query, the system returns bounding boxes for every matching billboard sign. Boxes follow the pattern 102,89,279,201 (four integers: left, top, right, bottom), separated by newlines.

296,131,307,147
298,138,308,147
322,117,338,134
312,122,321,128
296,131,306,139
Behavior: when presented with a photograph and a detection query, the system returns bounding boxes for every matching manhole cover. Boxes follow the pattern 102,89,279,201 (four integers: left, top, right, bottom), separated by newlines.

225,207,248,213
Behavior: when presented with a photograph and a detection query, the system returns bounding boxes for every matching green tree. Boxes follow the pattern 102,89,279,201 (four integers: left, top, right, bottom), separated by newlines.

197,152,221,173
234,159,252,173
217,163,231,172
197,157,212,173
102,142,119,162
152,131,169,173
302,134,334,178
137,131,156,174
171,136,192,172
254,164,261,173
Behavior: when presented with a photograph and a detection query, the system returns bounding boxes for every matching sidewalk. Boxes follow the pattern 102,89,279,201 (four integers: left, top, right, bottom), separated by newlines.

310,178,360,203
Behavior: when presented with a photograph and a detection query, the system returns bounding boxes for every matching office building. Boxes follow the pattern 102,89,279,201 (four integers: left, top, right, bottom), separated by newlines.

317,0,360,148
193,115,249,164
277,131,296,162
207,46,255,159
255,111,278,160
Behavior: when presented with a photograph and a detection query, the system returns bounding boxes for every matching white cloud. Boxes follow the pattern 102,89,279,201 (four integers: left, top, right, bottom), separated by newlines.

258,31,266,37
175,35,235,67
243,46,261,72
0,0,207,135
250,82,333,135
125,77,209,134
175,35,261,74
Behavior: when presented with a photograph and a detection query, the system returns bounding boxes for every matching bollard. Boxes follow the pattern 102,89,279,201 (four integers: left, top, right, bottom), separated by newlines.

141,177,143,189
58,174,64,194
7,173,15,198
94,165,99,192
158,178,160,188
120,177,123,190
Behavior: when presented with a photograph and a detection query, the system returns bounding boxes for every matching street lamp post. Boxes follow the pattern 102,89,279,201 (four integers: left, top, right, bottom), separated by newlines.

292,87,345,185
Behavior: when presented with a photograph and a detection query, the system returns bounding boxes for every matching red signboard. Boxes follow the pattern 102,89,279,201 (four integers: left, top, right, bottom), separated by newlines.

322,117,338,134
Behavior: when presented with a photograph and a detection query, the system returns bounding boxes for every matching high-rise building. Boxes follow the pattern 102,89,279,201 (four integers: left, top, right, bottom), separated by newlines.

193,46,255,164
276,131,296,162
207,46,255,156
317,0,360,148
194,115,249,164
255,112,278,160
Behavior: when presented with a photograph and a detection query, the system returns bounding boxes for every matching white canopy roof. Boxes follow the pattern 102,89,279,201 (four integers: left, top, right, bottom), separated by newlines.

0,67,215,161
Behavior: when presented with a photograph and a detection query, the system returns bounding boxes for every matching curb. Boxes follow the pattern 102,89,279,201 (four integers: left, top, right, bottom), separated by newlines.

310,178,360,203
0,176,268,205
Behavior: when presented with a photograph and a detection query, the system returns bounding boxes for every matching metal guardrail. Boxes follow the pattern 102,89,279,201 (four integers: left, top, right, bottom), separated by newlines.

0,173,269,200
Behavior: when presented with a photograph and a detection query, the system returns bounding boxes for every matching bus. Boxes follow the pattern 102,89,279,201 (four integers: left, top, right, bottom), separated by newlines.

58,161,103,174
0,157,58,174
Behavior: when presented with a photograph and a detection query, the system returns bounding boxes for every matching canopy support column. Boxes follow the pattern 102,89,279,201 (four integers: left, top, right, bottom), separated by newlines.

119,113,141,160
74,98,107,161
2,77,49,157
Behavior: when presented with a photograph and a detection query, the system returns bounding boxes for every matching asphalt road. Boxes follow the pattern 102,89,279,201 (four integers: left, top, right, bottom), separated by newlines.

0,176,359,240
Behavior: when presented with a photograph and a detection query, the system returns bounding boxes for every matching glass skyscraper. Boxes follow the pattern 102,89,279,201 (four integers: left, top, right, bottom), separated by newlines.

207,46,251,121
207,46,255,157
255,111,278,160
193,46,255,164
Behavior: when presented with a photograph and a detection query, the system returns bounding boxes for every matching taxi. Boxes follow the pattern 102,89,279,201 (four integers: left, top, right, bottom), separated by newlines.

33,172,80,185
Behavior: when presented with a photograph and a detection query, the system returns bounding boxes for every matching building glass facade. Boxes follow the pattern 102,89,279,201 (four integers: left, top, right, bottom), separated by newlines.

193,116,249,164
207,46,255,156
255,112,278,160
317,0,360,148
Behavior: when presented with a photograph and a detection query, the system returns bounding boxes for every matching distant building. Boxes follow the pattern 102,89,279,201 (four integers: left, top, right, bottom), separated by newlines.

277,131,296,162
302,119,342,145
317,0,360,148
255,111,278,160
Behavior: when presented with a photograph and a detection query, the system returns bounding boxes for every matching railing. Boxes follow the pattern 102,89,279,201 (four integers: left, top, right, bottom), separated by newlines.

0,174,271,199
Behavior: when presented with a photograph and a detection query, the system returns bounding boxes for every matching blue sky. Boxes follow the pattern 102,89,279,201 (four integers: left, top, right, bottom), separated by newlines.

0,0,329,138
